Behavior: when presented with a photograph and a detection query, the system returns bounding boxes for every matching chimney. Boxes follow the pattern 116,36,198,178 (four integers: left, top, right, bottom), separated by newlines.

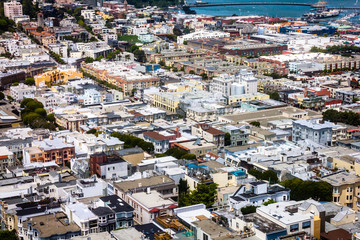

49,135,54,140
146,187,151,194
138,182,142,188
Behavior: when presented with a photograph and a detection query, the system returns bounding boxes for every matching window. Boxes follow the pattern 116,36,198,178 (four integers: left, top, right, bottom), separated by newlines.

290,224,299,232
203,233,209,240
302,221,311,229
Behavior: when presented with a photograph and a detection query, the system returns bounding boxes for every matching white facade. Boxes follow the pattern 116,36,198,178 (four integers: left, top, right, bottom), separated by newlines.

177,30,230,44
10,83,36,101
100,161,128,180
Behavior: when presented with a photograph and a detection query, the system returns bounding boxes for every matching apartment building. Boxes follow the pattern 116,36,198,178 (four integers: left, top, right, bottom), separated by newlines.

0,146,15,174
4,0,23,20
322,171,360,210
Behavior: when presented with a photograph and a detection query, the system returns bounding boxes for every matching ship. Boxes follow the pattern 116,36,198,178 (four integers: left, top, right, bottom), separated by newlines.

303,9,340,19
195,0,208,4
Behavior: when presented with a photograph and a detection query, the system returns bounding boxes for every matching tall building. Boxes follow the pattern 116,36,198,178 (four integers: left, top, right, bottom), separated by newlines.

37,12,44,28
4,0,23,20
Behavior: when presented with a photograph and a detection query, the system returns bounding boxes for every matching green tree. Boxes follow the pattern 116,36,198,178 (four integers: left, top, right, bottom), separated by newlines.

263,199,277,206
34,108,47,118
281,178,332,201
250,121,260,127
181,183,218,208
12,82,19,86
178,178,189,207
86,128,97,134
248,169,278,184
182,153,196,160
225,132,231,146
46,113,55,122
269,91,280,101
85,57,94,63
189,70,195,75
96,55,104,61
0,92,4,100
0,229,18,240
241,205,258,215
22,112,42,125
133,49,146,62
25,77,35,86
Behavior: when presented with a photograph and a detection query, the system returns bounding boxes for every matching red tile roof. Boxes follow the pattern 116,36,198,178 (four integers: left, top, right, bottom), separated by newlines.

143,131,168,141
194,124,225,135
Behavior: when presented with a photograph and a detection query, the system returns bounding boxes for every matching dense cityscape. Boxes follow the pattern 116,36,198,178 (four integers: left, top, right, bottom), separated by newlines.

0,0,360,239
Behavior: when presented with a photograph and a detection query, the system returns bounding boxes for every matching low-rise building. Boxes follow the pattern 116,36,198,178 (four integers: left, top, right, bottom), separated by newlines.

98,195,134,229
229,181,290,210
19,212,81,240
292,119,347,147
322,171,360,210
191,124,225,147
0,146,15,173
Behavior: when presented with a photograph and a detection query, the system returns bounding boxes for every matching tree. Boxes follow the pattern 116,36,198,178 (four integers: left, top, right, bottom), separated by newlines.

86,129,97,134
34,108,47,118
269,91,280,101
131,88,137,96
178,178,189,207
248,169,279,184
200,72,208,80
0,92,4,100
46,113,55,122
173,26,182,36
133,49,146,62
181,183,218,208
12,82,19,86
225,132,231,146
85,57,94,63
22,112,42,125
241,206,257,215
25,77,35,86
250,121,260,127
281,178,332,202
263,199,276,206
0,230,18,240
96,55,104,61
189,70,195,75
182,153,196,160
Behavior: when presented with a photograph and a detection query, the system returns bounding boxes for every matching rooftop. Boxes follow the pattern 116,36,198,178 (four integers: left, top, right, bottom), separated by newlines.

322,171,360,187
22,212,80,238
130,190,175,210
113,175,175,193
243,213,285,233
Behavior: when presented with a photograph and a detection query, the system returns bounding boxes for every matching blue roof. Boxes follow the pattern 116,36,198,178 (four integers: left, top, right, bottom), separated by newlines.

186,164,199,169
231,170,246,177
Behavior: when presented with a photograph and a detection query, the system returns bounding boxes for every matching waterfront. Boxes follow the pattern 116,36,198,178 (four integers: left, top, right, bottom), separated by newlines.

188,0,360,20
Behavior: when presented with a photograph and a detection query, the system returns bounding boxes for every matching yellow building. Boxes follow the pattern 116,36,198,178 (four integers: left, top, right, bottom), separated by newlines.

153,92,181,113
322,171,360,210
228,92,270,106
164,80,204,92
34,69,83,86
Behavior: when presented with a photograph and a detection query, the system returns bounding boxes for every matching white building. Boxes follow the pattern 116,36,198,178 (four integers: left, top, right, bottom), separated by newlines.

127,190,176,224
64,202,98,235
10,83,36,102
177,30,230,44
81,10,96,21
83,89,101,105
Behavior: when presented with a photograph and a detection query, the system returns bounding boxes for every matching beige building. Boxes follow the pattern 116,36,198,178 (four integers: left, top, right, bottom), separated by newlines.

4,0,23,20
0,146,15,173
174,140,217,157
322,171,360,210
191,124,225,147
